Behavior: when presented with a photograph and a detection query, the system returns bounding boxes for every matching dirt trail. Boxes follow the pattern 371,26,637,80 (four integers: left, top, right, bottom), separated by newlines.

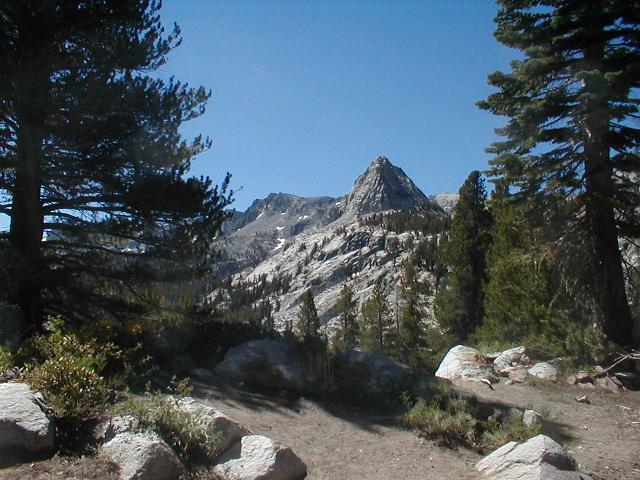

196,382,480,479
196,379,640,480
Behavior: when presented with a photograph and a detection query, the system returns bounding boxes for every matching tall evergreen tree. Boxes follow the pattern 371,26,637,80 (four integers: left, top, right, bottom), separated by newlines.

0,0,231,331
360,278,392,354
332,283,358,352
478,0,639,346
297,289,320,339
434,171,492,341
398,260,426,366
476,189,556,345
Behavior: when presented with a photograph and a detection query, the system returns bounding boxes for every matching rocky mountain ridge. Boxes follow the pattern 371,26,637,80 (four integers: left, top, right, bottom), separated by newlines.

213,157,454,333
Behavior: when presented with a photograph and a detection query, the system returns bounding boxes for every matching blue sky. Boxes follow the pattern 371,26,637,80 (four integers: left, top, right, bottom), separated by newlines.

0,0,514,230
157,0,514,211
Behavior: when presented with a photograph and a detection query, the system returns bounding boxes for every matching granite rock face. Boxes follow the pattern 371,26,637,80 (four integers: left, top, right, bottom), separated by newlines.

0,382,55,466
476,435,592,480
214,435,307,480
102,432,182,480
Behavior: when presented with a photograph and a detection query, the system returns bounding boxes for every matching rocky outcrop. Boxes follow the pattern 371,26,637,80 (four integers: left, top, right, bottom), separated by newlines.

342,156,441,216
0,382,55,466
102,432,182,480
528,362,558,382
435,345,498,384
476,435,592,480
215,340,304,391
176,397,251,454
338,350,415,395
214,435,307,480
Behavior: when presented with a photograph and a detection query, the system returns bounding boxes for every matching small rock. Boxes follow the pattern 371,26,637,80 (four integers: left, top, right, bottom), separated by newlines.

595,376,624,393
575,395,590,404
102,432,182,480
523,410,542,427
436,345,498,384
494,346,527,371
528,362,558,382
96,415,140,443
214,435,307,480
508,368,528,384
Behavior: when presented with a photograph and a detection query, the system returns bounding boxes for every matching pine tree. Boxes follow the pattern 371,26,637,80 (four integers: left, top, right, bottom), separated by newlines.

398,261,426,366
360,278,392,354
297,289,320,339
434,171,492,341
476,189,556,345
478,0,639,347
332,284,358,352
0,0,231,331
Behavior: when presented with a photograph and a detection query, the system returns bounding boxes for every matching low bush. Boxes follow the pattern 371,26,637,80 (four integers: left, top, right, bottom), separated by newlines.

401,391,540,451
114,392,226,465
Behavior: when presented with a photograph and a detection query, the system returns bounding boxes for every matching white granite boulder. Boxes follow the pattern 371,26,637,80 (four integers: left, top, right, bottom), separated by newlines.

214,435,307,480
476,434,592,480
0,382,55,466
102,431,182,480
528,362,558,382
176,397,251,454
493,346,528,371
215,340,305,390
523,410,543,427
435,345,498,384
339,350,414,394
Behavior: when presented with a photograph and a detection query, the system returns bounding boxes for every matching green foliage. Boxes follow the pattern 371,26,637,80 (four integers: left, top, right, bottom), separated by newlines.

332,284,359,352
402,392,540,451
115,394,226,465
0,345,14,371
478,0,638,346
360,278,393,354
362,209,451,235
0,0,232,331
25,328,120,419
435,171,492,341
297,289,320,339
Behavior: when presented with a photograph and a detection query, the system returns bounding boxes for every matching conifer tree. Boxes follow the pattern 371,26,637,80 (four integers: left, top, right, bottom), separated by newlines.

478,0,639,346
398,261,426,366
0,0,231,331
297,289,320,339
476,189,555,345
434,171,492,341
360,278,392,354
332,284,358,352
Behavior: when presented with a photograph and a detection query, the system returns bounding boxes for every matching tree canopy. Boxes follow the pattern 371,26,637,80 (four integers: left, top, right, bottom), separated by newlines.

478,0,639,346
0,0,231,331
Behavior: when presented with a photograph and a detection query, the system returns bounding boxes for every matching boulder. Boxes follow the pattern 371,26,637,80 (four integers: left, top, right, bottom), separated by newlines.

528,362,558,382
435,345,498,384
595,376,624,393
214,435,307,480
0,382,55,466
102,432,182,480
476,434,592,480
523,410,543,427
215,340,304,390
176,397,251,454
338,350,414,395
95,415,140,443
493,346,527,371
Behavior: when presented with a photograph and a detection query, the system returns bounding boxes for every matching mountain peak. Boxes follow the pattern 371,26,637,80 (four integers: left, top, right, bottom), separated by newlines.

343,157,438,216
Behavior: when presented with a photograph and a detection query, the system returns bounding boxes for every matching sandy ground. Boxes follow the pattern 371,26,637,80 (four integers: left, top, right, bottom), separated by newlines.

2,377,639,479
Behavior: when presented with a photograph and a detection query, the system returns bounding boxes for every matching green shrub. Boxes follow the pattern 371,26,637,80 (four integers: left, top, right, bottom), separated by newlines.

481,410,541,450
402,392,540,451
114,393,226,465
24,329,120,420
30,354,107,419
0,346,13,372
403,398,478,447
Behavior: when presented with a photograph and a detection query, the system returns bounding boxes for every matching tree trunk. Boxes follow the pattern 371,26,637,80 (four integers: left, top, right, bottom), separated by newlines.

582,30,633,347
9,119,44,331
